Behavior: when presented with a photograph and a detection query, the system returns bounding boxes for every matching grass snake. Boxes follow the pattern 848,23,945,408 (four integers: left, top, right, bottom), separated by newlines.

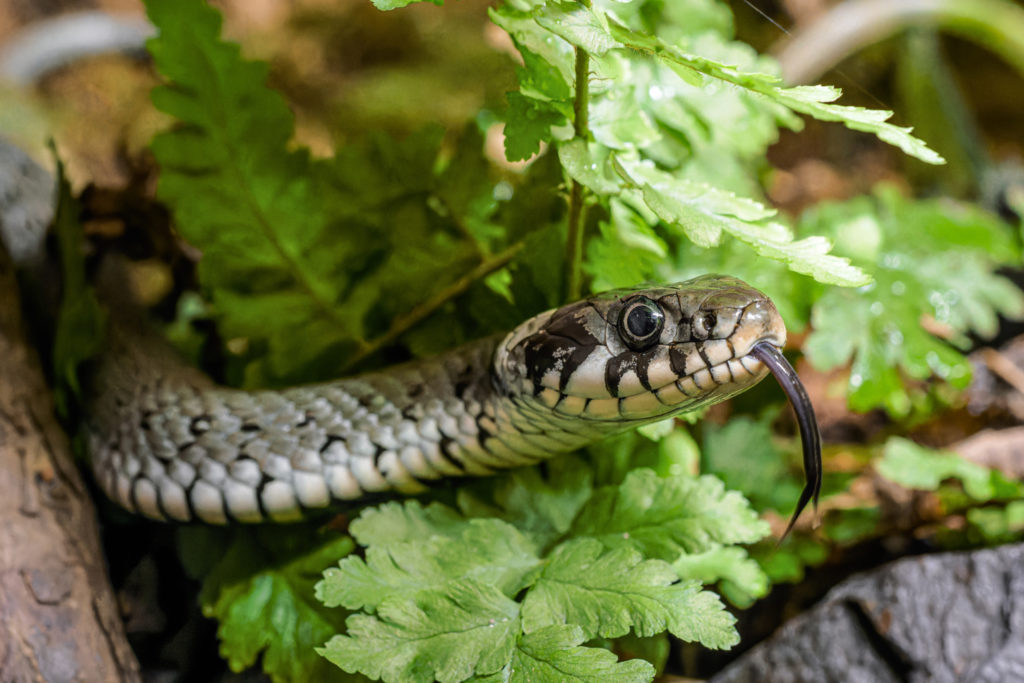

0,139,821,534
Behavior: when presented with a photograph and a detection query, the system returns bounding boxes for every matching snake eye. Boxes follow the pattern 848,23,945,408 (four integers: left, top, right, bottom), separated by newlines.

618,296,665,351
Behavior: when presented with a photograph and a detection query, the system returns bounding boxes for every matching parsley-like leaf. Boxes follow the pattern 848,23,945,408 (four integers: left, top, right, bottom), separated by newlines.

877,437,1024,501
477,625,656,682
673,546,769,609
317,516,540,612
319,580,521,683
457,454,594,550
522,538,739,648
802,187,1024,415
606,21,944,165
570,469,770,560
614,155,870,287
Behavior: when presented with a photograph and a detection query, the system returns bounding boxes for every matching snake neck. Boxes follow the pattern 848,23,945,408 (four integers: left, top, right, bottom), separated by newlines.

87,329,605,524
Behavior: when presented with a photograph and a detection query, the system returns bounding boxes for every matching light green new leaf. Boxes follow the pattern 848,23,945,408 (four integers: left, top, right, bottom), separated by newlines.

559,139,624,195
606,21,944,165
614,155,769,246
877,437,1024,501
589,92,661,150
370,0,441,9
570,469,770,561
477,625,655,683
522,539,738,648
317,517,540,612
772,86,944,165
347,500,467,547
457,454,594,550
673,545,769,608
614,156,869,286
536,1,617,55
319,580,520,683
802,189,1024,415
489,7,575,84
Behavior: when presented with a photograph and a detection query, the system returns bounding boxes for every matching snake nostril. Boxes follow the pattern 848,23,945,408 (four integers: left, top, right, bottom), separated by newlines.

742,299,785,343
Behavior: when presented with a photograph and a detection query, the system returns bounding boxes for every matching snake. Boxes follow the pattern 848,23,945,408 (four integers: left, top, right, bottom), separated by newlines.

0,139,821,534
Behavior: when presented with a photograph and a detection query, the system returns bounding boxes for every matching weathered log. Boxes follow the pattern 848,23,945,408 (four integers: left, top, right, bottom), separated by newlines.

0,140,139,682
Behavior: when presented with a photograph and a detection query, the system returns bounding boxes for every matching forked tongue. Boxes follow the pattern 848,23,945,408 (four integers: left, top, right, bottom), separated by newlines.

749,342,822,542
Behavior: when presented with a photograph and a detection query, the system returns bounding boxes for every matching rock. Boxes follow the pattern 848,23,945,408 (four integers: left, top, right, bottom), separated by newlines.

713,543,1024,683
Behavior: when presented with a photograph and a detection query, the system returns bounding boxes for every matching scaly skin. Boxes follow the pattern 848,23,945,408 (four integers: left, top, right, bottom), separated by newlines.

87,275,786,524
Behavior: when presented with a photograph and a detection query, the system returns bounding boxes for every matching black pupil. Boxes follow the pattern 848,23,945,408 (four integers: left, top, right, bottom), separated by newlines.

627,304,660,339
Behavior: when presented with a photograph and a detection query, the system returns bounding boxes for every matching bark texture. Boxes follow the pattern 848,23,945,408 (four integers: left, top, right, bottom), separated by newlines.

0,141,139,682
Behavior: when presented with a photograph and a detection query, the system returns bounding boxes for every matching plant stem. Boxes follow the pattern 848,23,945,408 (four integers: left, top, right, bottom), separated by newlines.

343,242,524,371
564,32,591,302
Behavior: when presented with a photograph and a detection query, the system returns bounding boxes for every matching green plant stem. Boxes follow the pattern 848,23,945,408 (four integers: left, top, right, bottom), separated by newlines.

564,39,591,302
343,242,524,371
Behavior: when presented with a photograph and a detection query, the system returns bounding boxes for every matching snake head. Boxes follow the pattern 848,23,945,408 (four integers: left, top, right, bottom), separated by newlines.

495,274,786,424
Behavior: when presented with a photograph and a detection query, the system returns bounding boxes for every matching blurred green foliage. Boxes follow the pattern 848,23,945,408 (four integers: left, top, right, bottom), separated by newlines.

44,0,1017,679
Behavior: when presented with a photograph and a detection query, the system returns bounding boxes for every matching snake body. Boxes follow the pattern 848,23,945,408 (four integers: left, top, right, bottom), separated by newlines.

0,138,817,529
87,277,786,524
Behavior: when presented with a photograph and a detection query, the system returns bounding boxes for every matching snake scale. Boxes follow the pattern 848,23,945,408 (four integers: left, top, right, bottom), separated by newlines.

0,139,821,532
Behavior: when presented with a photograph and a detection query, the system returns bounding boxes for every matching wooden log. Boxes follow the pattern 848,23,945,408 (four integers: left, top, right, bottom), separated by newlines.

0,141,139,682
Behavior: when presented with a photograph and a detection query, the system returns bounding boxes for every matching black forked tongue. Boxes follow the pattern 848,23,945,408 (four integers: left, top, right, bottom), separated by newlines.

750,342,822,543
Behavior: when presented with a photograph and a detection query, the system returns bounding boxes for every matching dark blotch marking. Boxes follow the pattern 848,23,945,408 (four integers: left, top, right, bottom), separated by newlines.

522,332,595,396
696,345,714,374
669,346,691,377
520,302,602,395
438,437,464,472
251,472,275,520
604,351,644,397
241,423,260,432
320,434,345,453
635,351,655,390
127,473,145,514
189,415,210,436
453,365,476,397
476,415,495,441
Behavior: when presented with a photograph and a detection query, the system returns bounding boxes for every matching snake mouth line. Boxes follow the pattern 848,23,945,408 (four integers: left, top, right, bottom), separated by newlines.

536,347,773,426
750,342,822,541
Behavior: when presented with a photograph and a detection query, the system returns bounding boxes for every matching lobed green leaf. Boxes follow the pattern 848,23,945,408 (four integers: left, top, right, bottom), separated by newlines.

319,581,521,683
522,538,738,647
570,469,770,560
477,625,656,682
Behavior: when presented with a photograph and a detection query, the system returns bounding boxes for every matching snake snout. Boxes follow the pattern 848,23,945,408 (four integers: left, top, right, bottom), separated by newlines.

730,297,787,355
